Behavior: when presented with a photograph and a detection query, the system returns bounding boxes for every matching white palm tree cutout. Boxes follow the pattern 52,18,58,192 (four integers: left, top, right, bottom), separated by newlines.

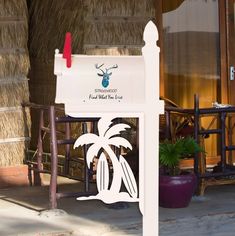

74,117,138,204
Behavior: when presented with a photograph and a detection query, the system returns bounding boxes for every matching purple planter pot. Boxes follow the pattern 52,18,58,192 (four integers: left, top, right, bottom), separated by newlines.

159,173,197,208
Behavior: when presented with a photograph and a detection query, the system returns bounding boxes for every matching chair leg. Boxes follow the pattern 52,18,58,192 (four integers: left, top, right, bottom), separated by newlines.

82,122,90,192
49,106,58,209
64,122,70,175
196,179,206,196
34,109,44,186
196,129,207,196
28,164,33,186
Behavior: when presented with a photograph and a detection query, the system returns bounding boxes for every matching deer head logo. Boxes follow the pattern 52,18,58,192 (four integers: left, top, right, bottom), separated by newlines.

95,63,118,88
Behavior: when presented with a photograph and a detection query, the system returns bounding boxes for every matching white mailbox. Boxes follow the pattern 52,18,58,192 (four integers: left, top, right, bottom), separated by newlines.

55,56,145,105
54,21,164,236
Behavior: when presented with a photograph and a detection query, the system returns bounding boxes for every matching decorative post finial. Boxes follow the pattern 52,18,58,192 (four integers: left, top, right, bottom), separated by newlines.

143,21,158,45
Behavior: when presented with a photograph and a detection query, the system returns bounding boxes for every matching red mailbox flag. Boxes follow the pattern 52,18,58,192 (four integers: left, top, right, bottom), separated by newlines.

63,32,72,68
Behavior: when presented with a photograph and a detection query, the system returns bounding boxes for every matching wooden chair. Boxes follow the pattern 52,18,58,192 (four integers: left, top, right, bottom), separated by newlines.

193,94,235,195
25,103,99,208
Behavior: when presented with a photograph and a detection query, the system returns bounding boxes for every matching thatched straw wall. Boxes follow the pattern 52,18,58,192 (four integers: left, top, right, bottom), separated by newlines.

0,0,30,167
29,0,84,61
84,22,145,45
83,0,156,55
0,53,29,78
0,107,30,139
0,142,28,166
0,80,29,107
85,0,155,17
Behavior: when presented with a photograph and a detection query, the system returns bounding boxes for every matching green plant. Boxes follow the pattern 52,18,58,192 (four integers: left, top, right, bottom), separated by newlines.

159,137,204,176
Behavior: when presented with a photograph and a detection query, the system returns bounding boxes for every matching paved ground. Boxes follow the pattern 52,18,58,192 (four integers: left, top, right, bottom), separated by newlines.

0,176,142,236
1,175,235,236
160,184,235,236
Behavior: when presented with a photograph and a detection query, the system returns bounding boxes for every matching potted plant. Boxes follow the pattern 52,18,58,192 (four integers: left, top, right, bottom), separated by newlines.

159,137,204,208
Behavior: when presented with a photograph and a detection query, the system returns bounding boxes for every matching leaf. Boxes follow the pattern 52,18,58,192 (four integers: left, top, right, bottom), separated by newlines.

159,137,204,171
98,117,113,137
86,143,101,166
179,137,204,157
159,142,181,168
120,155,138,199
108,137,132,150
105,124,131,139
73,133,99,149
96,153,109,192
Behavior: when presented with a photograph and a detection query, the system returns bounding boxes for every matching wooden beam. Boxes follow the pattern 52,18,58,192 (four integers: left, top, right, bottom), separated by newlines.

219,0,228,103
155,0,164,96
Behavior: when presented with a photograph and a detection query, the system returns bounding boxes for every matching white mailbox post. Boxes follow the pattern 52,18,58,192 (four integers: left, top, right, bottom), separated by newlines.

54,21,164,236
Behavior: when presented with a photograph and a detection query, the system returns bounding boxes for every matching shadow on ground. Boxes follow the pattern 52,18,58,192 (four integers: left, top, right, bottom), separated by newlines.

0,175,142,236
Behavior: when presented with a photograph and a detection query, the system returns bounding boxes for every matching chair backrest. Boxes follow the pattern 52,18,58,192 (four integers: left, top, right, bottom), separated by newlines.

160,96,195,141
159,96,180,140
